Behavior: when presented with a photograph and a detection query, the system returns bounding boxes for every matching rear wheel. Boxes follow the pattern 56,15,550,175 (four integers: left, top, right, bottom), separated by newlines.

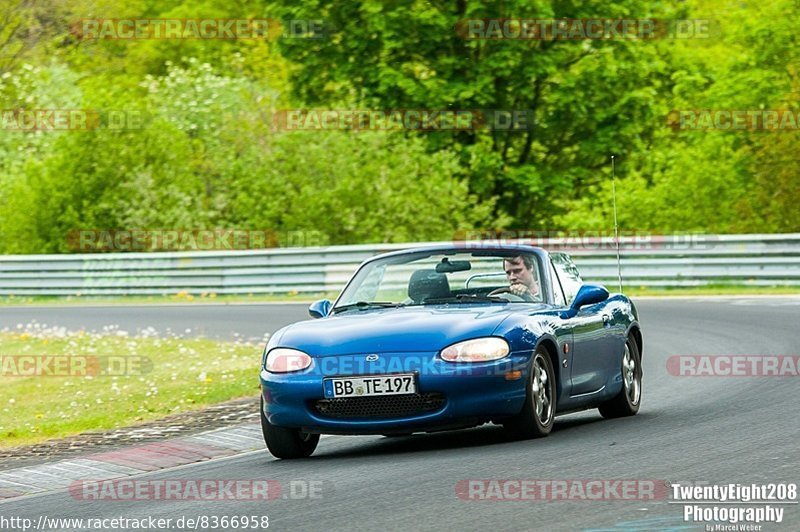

260,397,319,459
598,335,642,418
503,346,556,439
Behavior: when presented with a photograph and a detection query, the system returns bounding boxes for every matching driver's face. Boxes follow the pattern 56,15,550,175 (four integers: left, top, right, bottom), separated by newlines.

504,257,534,288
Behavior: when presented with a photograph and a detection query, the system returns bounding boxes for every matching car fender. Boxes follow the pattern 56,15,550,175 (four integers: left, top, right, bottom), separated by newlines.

491,311,570,403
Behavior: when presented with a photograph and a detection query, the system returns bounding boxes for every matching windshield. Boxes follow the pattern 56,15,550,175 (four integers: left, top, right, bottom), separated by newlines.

334,250,544,311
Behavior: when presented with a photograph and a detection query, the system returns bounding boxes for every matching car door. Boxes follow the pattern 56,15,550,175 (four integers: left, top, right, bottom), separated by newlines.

551,253,607,396
569,301,610,396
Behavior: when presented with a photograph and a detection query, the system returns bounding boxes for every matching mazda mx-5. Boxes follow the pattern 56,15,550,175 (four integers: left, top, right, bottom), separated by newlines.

259,244,643,458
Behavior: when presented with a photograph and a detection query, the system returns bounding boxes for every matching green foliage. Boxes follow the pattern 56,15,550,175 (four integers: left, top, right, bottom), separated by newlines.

229,131,499,244
557,0,800,233
0,0,798,255
0,58,494,252
271,0,681,227
271,0,799,234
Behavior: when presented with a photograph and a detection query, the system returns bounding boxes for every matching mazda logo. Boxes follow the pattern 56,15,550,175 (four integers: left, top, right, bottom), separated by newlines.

365,354,379,362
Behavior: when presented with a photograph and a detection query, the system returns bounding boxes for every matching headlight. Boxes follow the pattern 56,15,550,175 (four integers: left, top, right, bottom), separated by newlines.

440,337,510,363
265,348,313,373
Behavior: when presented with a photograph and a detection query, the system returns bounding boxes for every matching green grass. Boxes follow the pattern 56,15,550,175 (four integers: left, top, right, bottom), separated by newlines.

0,328,265,448
0,286,798,307
624,285,800,297
0,292,340,307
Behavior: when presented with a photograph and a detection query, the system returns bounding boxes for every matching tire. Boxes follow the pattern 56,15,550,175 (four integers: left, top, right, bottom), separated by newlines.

503,346,556,439
260,397,319,459
598,335,642,419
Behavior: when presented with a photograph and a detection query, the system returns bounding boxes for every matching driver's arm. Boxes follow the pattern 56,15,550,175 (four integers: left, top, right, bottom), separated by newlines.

509,282,539,301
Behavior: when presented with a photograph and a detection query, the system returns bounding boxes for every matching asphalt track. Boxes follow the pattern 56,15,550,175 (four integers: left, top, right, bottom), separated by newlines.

1,298,799,531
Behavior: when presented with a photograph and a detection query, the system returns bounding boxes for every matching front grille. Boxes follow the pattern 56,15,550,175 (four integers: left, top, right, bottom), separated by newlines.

312,393,446,419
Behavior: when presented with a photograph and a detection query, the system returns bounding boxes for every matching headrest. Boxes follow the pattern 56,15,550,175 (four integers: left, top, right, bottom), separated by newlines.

408,269,451,303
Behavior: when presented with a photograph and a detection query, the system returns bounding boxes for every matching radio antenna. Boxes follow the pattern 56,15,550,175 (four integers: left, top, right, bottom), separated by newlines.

611,155,623,293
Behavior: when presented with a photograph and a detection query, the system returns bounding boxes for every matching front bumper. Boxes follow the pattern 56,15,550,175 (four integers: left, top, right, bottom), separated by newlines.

260,351,531,434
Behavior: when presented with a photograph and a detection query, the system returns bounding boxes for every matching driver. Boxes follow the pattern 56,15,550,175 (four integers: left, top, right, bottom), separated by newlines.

503,255,540,301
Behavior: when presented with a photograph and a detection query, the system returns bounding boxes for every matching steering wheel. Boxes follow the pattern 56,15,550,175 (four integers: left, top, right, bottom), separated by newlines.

488,287,526,302
488,287,511,296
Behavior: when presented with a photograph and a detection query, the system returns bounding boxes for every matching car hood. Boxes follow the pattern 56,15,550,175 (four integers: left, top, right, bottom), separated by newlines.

277,305,540,356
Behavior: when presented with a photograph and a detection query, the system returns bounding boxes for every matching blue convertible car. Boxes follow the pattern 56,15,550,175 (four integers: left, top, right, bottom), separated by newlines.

259,244,643,458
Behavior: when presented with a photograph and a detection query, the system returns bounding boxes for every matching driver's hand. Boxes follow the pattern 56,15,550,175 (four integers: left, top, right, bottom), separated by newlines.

509,283,528,297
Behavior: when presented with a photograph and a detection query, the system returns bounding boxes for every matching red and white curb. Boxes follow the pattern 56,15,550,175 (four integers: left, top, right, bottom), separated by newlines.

0,423,264,500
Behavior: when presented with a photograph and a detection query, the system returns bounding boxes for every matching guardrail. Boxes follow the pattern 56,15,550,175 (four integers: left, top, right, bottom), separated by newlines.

0,233,799,296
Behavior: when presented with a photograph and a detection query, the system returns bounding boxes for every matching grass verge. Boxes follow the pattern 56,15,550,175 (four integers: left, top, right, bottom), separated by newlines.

0,292,339,307
624,285,800,297
0,286,798,307
0,327,264,448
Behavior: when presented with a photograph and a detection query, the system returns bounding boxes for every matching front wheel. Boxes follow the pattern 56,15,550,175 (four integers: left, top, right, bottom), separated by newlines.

598,335,642,419
503,346,556,439
260,397,319,459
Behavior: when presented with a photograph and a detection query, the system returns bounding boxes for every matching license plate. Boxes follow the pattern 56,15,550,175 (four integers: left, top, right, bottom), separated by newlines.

323,374,417,398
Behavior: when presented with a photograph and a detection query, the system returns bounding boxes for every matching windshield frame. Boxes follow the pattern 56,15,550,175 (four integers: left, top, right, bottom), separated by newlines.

331,246,553,311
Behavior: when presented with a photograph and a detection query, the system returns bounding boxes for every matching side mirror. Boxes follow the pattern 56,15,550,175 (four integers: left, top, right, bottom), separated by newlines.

308,299,332,319
566,284,609,317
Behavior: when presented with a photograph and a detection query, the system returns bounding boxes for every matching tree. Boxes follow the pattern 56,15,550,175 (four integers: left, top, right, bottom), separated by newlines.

270,0,681,227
